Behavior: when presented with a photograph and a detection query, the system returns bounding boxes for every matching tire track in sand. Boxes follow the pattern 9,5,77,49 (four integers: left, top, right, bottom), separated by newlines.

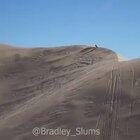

101,61,121,140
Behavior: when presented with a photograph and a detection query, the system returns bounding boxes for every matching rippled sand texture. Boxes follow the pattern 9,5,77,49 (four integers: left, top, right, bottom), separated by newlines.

0,44,140,140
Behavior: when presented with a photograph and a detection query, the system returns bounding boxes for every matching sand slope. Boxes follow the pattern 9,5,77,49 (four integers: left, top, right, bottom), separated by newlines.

0,45,140,140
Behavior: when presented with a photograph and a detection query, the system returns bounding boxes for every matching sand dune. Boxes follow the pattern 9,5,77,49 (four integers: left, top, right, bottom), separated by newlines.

0,45,140,140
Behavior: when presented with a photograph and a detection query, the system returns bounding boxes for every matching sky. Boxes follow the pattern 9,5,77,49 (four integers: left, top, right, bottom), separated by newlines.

0,0,140,59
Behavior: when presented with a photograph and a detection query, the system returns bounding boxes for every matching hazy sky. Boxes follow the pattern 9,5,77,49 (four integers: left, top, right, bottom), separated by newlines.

0,0,140,58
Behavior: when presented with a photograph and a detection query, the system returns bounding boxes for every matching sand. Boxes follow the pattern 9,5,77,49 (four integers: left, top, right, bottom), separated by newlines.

0,44,140,140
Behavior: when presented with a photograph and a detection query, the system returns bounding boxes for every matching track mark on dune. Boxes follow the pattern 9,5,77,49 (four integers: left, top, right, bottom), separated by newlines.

125,62,136,136
129,63,135,117
102,61,122,140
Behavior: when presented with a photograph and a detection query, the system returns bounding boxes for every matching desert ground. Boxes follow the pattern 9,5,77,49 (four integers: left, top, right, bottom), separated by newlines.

0,44,140,140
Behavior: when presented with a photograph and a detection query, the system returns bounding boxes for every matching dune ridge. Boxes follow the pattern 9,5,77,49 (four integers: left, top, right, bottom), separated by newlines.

0,44,140,140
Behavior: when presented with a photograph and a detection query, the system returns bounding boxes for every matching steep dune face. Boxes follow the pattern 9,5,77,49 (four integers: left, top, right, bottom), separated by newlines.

0,45,139,140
